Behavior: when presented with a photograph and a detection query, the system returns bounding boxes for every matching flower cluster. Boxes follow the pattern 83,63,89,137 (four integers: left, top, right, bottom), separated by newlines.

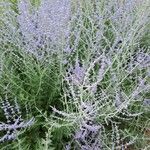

17,0,71,59
64,101,102,150
66,59,86,86
0,96,34,142
73,102,102,150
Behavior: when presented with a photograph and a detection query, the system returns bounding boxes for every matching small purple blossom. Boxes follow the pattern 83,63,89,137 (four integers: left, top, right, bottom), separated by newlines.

135,52,150,68
131,78,148,98
65,143,71,150
67,59,86,86
143,99,150,106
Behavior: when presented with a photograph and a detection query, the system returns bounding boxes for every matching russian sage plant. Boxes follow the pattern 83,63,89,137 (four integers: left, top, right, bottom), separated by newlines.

0,0,150,149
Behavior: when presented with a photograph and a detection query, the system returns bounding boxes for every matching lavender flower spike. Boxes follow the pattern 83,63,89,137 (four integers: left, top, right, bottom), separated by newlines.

67,59,86,86
0,96,35,142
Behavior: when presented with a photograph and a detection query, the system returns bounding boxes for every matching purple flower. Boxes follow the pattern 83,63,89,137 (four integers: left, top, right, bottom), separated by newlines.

17,0,71,59
73,102,101,149
37,0,71,42
74,120,101,150
143,99,150,106
67,59,86,86
65,143,71,150
0,96,35,142
73,60,85,83
135,52,150,68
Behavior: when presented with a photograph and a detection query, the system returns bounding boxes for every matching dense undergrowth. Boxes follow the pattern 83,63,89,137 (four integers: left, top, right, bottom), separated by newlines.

0,0,150,149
